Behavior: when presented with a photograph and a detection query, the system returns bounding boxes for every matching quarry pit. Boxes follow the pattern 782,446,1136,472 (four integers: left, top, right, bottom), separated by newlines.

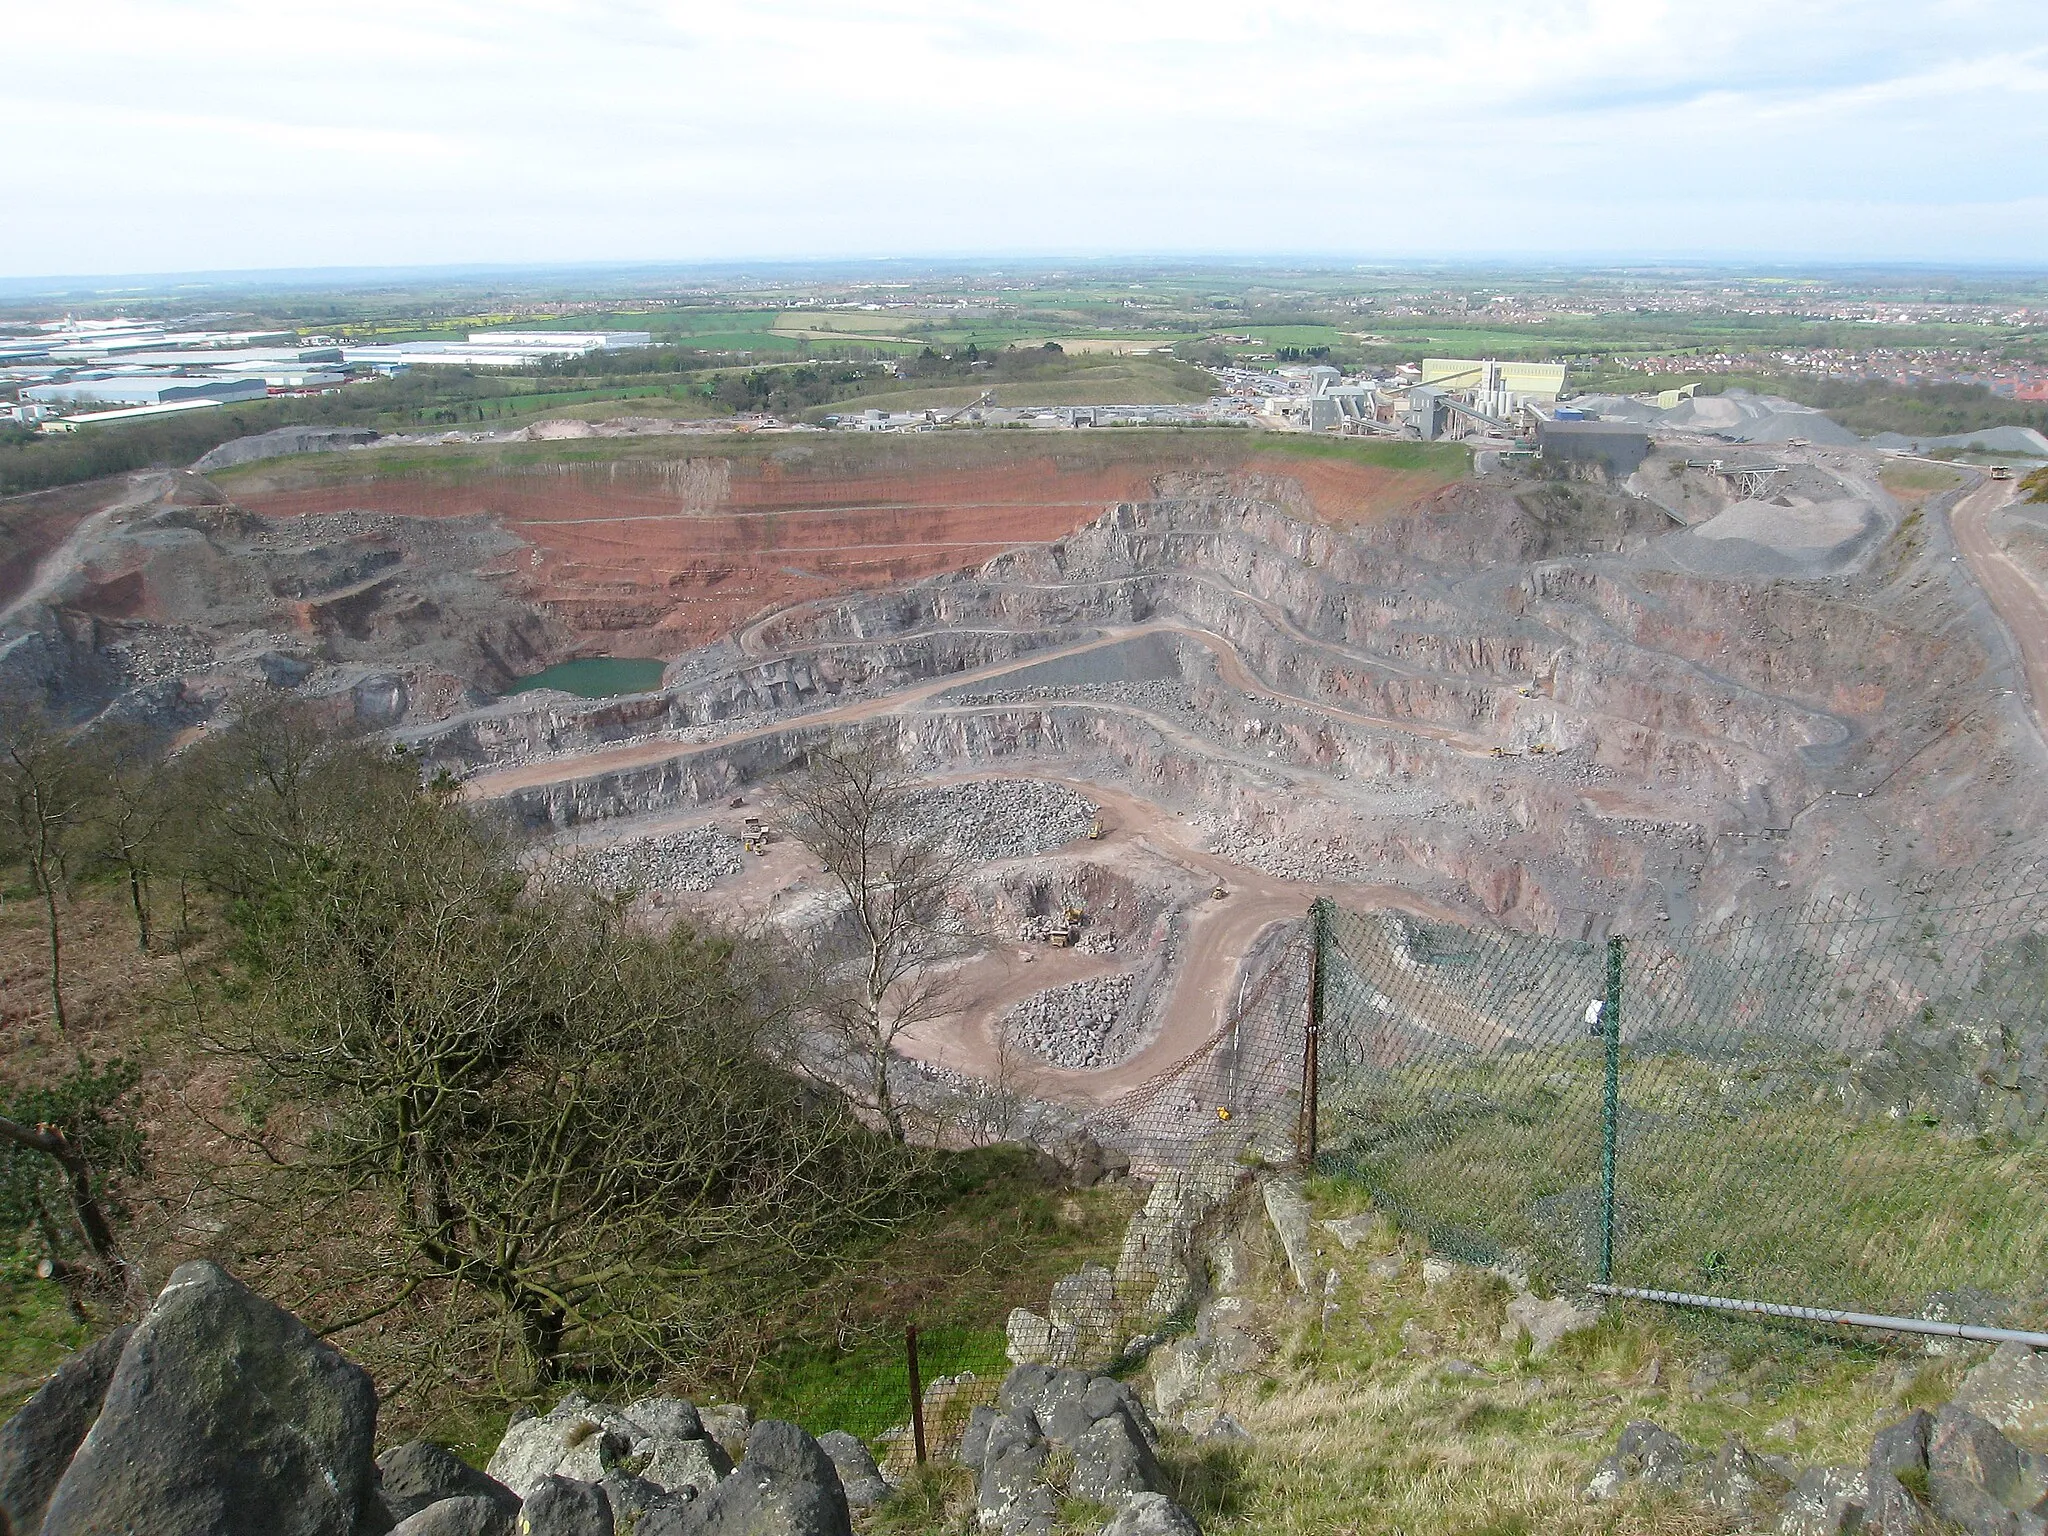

4,426,2041,1132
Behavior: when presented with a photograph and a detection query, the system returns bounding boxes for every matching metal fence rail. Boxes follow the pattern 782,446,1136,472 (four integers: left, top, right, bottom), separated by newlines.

1310,859,2048,1326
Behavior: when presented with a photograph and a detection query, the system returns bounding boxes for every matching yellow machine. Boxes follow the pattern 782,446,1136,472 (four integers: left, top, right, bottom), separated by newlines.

1087,816,1105,840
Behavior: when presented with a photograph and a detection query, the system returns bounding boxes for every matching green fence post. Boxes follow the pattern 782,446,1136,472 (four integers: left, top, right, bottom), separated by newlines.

1600,935,1624,1286
1299,898,1331,1169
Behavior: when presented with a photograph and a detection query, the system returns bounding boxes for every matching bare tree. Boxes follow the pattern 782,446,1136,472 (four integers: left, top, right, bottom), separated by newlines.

86,727,176,953
780,739,985,1143
0,704,93,1033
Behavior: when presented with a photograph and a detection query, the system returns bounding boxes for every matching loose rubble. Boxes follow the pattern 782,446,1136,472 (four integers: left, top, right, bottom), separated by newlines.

563,827,745,894
897,779,1097,863
1005,973,1140,1068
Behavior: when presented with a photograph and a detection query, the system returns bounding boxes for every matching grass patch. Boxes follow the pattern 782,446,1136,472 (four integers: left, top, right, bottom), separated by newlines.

0,1277,91,1415
1247,436,1471,476
1879,461,1967,504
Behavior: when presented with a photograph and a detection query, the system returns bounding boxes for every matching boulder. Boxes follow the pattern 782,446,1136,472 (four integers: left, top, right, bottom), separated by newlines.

1195,1413,1252,1446
959,1405,1003,1469
815,1431,890,1508
639,1435,731,1498
1006,1307,1078,1369
1927,1403,2048,1534
387,1496,516,1536
978,1437,1055,1536
1695,1436,1783,1510
1114,1162,1243,1322
1502,1292,1600,1359
1048,1263,1121,1365
1261,1178,1316,1292
0,1322,134,1536
556,1425,632,1486
488,1400,614,1501
1099,1493,1202,1536
1777,1467,1870,1535
1069,1411,1167,1506
376,1440,519,1523
1585,1420,1694,1501
520,1474,613,1536
697,1405,752,1460
599,1469,690,1525
655,1419,851,1536
1957,1344,2048,1445
39,1261,378,1536
623,1399,707,1444
1871,1411,1934,1478
1318,1215,1379,1252
1860,1469,1942,1536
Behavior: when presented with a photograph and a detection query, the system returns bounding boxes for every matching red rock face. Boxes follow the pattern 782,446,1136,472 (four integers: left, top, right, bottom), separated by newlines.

219,438,1450,655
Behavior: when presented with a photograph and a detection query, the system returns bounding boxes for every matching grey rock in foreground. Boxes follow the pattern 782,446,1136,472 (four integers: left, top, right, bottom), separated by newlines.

38,1260,379,1536
815,1430,891,1507
519,1473,614,1535
386,1495,516,1536
376,1439,519,1523
0,1322,133,1536
1099,1493,1203,1536
642,1419,851,1536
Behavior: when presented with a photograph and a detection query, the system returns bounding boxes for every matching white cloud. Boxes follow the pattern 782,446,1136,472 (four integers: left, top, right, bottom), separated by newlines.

1,0,2045,274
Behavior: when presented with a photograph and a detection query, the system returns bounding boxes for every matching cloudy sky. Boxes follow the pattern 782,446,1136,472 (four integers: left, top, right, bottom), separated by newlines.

5,0,2046,277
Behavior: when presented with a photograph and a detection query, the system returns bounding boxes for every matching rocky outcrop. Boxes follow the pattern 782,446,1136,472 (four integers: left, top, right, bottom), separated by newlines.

38,1261,379,1536
0,1322,134,1535
1587,1397,2048,1535
964,1365,1190,1536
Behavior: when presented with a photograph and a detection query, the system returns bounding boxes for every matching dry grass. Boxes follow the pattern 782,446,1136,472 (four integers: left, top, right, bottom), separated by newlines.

1142,1191,1969,1536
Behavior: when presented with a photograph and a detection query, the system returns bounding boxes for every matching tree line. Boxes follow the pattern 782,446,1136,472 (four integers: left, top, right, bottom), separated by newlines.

0,703,1013,1398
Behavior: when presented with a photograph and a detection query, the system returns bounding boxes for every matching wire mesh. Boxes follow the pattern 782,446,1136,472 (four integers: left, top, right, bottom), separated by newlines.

1314,860,2048,1323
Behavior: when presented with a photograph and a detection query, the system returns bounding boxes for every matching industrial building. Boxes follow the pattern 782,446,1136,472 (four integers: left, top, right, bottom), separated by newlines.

1536,419,1652,477
23,376,269,406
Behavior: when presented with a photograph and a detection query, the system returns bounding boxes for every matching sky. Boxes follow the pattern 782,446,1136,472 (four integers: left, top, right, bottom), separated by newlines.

5,0,2048,278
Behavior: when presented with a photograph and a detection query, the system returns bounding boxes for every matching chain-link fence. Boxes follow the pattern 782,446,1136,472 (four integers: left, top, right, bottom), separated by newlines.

1312,860,2048,1326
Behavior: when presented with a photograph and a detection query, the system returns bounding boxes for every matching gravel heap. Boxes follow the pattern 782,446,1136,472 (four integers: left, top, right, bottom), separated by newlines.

1207,824,1379,884
572,827,745,893
1004,973,1139,1069
897,779,1097,864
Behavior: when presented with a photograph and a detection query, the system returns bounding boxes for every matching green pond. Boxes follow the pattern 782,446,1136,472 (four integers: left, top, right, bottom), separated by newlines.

503,657,667,699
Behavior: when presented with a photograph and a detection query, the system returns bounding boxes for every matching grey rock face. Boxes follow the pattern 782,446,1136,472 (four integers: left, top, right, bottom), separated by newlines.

639,1434,732,1498
1069,1410,1167,1505
376,1440,518,1523
1098,1493,1203,1536
1778,1466,1870,1536
386,1495,516,1536
623,1398,707,1443
1957,1345,2048,1445
1696,1436,1782,1510
815,1431,890,1508
1261,1178,1315,1292
0,1322,133,1536
657,1419,852,1536
600,1468,691,1525
520,1474,614,1536
1585,1420,1694,1500
697,1404,753,1460
1927,1403,2047,1534
39,1261,378,1536
1870,1411,1934,1478
1860,1469,1943,1536
959,1405,1003,1469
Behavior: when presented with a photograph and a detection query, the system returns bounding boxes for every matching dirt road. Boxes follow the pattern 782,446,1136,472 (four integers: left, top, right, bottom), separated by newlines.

1948,477,2040,730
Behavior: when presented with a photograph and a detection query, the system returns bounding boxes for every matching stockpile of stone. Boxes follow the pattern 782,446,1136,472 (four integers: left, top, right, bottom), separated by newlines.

0,1262,877,1536
571,827,745,894
897,779,1098,864
1004,973,1141,1069
1206,824,1374,884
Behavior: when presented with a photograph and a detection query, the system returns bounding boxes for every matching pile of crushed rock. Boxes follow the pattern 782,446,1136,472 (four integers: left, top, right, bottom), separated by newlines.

1005,973,1140,1069
567,827,745,894
897,779,1097,864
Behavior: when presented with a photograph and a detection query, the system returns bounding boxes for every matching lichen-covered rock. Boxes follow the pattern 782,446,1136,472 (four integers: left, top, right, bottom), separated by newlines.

388,1494,517,1536
1006,1307,1078,1369
1956,1344,2048,1445
651,1420,851,1536
1069,1410,1167,1506
1114,1162,1244,1322
0,1322,133,1536
1048,1263,1121,1365
1261,1177,1315,1292
623,1398,707,1444
1927,1403,2048,1534
639,1434,731,1498
816,1430,890,1508
519,1474,613,1536
1585,1420,1694,1501
377,1440,519,1523
1098,1492,1202,1536
1502,1292,1601,1359
39,1261,378,1536
1777,1466,1869,1535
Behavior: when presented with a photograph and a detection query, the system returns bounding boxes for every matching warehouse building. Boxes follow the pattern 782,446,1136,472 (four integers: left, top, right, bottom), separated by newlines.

23,375,269,406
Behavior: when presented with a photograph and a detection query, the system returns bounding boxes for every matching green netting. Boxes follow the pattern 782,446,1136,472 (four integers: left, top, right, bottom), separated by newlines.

1312,862,2048,1323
